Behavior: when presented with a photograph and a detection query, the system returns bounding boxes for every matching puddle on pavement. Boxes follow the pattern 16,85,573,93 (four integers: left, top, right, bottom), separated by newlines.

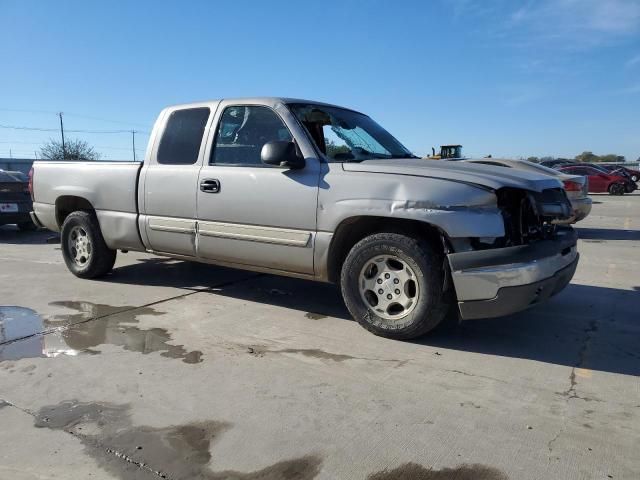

367,462,508,480
35,400,322,480
0,302,202,364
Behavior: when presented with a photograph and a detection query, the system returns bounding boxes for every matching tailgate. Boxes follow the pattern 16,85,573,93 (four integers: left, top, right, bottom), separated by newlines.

0,182,29,201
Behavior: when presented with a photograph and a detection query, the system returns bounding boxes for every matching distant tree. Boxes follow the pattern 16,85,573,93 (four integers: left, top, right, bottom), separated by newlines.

575,151,625,163
325,138,350,158
40,139,100,161
575,151,597,163
526,156,540,163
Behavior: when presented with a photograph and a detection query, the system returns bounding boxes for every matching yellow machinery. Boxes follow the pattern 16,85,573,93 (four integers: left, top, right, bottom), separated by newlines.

427,144,463,160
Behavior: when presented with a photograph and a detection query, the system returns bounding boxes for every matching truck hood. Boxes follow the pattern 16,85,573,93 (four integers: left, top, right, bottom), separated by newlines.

342,158,563,192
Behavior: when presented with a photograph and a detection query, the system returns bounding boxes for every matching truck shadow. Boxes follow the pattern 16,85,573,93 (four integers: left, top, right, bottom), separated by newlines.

420,283,640,378
576,227,640,241
106,257,352,319
105,257,639,377
0,225,54,245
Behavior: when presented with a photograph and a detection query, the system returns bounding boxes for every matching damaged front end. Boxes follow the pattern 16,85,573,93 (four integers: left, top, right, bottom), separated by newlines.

447,186,578,320
471,187,574,250
498,187,573,246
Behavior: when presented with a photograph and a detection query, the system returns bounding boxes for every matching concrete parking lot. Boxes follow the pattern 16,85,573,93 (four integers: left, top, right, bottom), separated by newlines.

1,193,638,480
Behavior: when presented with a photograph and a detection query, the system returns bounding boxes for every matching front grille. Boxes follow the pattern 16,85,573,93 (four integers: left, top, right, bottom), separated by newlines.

497,187,572,246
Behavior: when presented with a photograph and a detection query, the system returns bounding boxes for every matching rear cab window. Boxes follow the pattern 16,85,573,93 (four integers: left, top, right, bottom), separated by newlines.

158,107,210,165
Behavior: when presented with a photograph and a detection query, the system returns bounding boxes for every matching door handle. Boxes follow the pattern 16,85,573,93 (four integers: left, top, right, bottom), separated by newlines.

200,179,220,193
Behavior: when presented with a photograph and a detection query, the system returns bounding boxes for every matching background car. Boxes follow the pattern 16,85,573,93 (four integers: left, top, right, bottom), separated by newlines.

4,170,29,182
463,158,592,223
556,165,628,195
558,163,637,193
539,159,572,168
597,165,640,183
0,170,36,230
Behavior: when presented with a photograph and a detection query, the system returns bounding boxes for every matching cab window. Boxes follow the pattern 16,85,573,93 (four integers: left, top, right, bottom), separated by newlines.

157,107,210,165
211,106,292,166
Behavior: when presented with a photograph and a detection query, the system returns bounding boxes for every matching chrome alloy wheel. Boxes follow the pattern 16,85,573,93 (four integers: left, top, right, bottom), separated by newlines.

69,226,92,267
358,254,419,320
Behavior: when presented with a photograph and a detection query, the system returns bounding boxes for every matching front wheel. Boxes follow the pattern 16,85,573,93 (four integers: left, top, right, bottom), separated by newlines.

340,233,449,340
608,183,625,196
61,211,116,278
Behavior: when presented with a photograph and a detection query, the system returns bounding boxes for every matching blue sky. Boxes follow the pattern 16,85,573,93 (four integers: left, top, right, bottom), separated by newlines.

1,0,639,160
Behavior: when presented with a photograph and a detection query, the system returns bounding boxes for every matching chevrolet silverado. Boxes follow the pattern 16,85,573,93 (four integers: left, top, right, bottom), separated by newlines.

30,98,578,339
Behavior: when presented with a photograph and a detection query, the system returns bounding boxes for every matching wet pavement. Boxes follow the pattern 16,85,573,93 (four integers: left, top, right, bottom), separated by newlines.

0,193,639,480
0,303,202,364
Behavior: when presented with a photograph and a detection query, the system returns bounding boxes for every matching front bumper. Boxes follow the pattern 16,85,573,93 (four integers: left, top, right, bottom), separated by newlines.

448,227,578,320
556,196,592,224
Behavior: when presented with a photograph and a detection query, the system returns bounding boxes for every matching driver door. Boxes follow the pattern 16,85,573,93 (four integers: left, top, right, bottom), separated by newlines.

196,103,320,274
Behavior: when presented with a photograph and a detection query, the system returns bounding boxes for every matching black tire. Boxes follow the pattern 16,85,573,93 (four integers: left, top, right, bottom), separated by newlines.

340,233,449,340
61,211,116,278
631,175,638,183
608,183,625,196
17,220,37,231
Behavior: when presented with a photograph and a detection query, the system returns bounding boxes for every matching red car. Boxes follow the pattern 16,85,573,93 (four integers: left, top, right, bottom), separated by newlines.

557,165,628,195
599,165,640,183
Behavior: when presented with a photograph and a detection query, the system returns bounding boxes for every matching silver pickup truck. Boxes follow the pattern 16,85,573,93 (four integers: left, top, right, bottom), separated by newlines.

30,97,578,339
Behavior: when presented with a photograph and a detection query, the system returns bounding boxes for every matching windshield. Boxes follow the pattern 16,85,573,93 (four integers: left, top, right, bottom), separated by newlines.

288,103,414,162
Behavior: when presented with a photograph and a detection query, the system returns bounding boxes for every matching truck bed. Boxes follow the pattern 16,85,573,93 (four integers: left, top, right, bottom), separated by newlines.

32,161,144,250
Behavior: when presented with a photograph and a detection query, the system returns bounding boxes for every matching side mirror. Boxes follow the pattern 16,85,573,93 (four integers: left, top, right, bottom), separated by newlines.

261,141,305,169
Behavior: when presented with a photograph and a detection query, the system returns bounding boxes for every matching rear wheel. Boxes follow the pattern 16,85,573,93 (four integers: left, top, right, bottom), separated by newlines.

61,211,116,278
340,233,449,340
608,183,625,196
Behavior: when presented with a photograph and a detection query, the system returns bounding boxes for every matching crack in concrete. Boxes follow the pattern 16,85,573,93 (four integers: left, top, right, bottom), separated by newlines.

445,369,509,384
549,319,600,461
560,320,599,402
1,398,167,479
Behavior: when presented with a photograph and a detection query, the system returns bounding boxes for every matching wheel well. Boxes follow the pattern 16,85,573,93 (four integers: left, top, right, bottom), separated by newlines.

55,196,95,227
327,216,448,283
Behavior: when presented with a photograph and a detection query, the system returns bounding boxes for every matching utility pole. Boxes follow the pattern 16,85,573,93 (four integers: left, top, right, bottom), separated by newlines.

132,130,136,161
59,112,66,160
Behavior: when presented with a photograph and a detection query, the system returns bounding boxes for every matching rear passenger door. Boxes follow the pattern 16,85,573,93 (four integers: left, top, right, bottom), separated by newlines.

141,106,212,256
196,102,320,274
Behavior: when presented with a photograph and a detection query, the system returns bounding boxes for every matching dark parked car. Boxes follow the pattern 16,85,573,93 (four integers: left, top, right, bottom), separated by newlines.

540,159,572,168
557,165,628,195
4,170,29,182
0,170,36,230
597,165,640,183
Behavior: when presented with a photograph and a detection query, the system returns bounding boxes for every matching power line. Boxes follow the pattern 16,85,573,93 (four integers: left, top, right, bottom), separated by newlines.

0,140,143,150
0,107,151,128
0,123,150,134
